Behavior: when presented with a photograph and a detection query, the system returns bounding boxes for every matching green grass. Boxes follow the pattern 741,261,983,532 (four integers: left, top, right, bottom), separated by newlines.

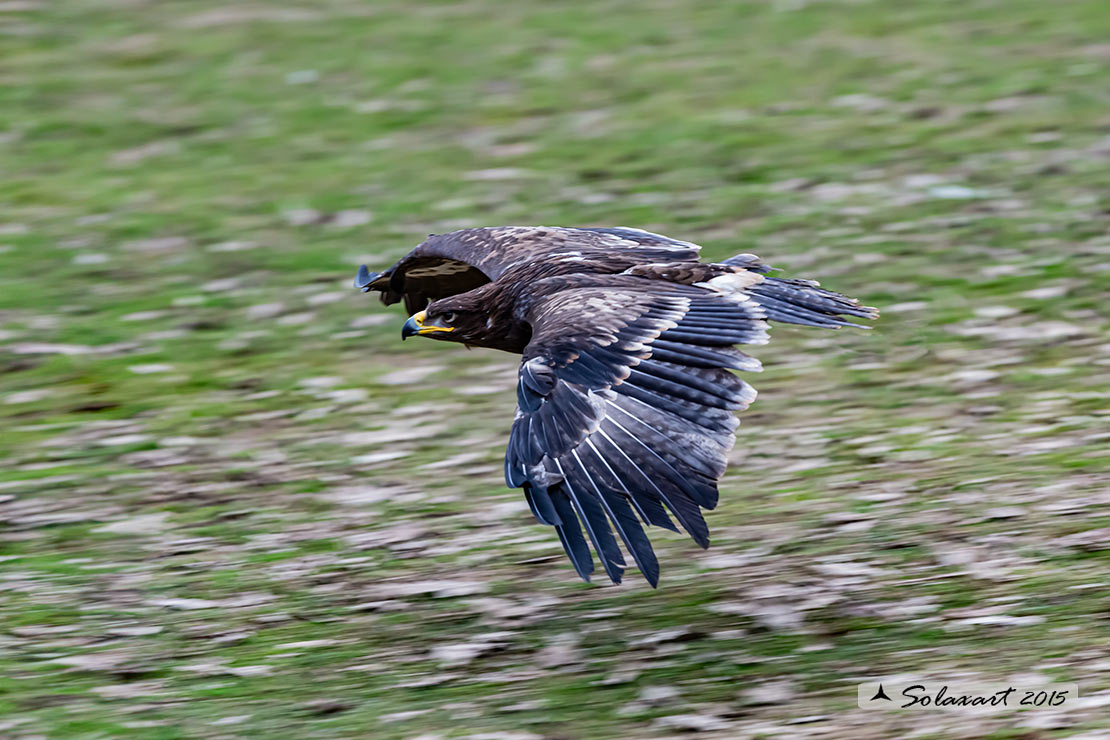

2,0,1110,738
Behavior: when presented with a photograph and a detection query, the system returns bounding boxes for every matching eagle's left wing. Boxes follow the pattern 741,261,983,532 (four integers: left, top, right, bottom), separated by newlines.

504,277,769,587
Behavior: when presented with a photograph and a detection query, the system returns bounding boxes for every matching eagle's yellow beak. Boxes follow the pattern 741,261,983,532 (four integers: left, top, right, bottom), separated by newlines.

401,310,455,340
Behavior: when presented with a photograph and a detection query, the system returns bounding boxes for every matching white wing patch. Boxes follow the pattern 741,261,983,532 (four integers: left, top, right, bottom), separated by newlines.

696,271,764,294
405,260,477,278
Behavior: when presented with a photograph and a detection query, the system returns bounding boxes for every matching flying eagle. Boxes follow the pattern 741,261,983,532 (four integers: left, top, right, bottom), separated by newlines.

355,226,877,587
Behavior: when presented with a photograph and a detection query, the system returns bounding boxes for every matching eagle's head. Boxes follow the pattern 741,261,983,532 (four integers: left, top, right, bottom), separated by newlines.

400,279,534,352
401,285,523,350
401,303,481,343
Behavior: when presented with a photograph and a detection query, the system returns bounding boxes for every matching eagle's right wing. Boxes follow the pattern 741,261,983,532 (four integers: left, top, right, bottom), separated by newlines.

355,226,702,314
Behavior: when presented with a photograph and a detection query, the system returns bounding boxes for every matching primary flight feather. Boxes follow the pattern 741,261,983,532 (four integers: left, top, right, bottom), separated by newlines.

355,226,878,587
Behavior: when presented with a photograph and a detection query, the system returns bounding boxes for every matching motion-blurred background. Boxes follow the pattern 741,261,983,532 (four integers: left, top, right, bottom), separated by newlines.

2,1,1109,738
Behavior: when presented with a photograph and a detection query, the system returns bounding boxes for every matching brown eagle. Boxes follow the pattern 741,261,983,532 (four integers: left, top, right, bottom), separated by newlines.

355,226,877,587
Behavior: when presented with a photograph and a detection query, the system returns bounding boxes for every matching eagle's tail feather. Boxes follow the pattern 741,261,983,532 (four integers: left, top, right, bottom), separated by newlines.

748,276,879,328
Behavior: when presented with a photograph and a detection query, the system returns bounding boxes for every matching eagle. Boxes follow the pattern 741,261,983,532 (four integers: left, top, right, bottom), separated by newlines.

355,226,877,587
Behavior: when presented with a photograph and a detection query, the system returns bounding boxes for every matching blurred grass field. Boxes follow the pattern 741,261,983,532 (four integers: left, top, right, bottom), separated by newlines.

2,0,1110,738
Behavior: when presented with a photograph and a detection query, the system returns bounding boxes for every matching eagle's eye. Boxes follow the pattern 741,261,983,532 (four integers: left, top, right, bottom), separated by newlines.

442,311,458,324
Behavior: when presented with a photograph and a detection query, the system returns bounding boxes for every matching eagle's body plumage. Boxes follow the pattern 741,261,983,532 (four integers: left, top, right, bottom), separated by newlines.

356,226,877,586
